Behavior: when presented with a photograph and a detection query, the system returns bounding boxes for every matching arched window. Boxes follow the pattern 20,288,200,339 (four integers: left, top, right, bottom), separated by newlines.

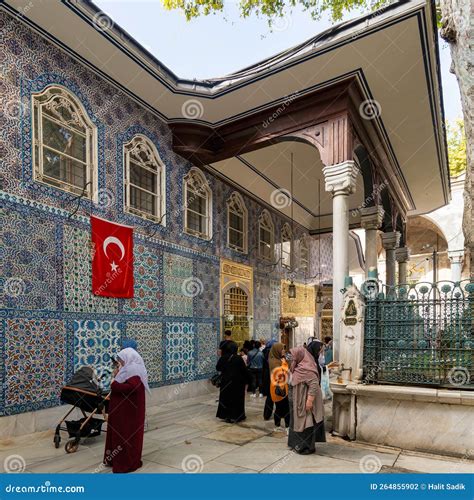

281,223,293,269
227,191,248,253
123,134,165,223
258,209,274,261
300,237,310,274
183,167,212,240
32,85,97,198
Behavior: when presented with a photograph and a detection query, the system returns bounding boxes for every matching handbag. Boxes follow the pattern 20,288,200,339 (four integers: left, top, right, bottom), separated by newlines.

210,372,222,388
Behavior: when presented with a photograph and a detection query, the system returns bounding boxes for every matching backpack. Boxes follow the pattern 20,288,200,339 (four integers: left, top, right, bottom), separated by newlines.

270,359,289,402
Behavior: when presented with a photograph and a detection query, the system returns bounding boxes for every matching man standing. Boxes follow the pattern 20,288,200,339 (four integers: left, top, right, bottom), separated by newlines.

247,341,264,398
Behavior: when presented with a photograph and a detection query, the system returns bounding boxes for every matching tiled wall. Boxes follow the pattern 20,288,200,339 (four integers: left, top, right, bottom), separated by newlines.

0,10,332,417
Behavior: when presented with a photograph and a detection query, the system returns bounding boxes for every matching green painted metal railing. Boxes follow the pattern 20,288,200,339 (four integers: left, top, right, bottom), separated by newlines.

362,279,474,389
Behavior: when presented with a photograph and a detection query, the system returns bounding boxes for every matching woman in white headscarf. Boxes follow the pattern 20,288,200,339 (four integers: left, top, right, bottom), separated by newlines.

103,348,149,473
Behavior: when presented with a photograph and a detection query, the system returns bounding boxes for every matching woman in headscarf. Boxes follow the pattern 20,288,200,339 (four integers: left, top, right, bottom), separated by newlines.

269,342,290,431
287,346,324,454
306,339,327,443
103,347,149,473
261,339,276,420
216,341,250,423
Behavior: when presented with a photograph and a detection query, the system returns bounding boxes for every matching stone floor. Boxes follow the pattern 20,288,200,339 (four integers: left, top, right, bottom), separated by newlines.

1,393,473,474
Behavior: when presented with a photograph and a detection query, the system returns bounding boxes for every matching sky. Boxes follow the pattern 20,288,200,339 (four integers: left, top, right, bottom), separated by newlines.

95,0,462,121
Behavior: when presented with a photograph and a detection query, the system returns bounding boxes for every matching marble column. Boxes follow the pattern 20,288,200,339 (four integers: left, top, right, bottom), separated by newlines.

322,160,359,360
360,205,384,279
381,231,401,288
448,250,464,282
395,247,410,285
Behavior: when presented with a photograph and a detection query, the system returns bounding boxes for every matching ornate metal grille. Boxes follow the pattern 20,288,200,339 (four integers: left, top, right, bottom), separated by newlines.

362,280,473,389
223,287,250,346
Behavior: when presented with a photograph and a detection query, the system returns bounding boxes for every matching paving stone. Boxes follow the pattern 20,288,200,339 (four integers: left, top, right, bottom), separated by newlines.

261,452,362,473
315,442,399,468
204,425,268,445
217,442,292,472
395,452,474,474
145,437,238,470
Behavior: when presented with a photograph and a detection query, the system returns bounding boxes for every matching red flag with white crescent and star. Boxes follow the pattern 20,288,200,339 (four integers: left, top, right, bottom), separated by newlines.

91,216,134,298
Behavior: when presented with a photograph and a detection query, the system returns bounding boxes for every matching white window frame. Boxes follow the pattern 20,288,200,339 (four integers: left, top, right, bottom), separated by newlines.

32,85,98,200
281,223,293,270
123,134,166,224
258,209,274,261
226,191,248,254
183,167,212,240
300,236,310,274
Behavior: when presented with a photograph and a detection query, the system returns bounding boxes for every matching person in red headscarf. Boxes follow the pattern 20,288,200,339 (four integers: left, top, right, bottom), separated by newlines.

287,346,324,454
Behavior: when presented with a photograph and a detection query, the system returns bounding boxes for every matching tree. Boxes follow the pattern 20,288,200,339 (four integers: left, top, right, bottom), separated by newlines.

447,119,467,178
162,0,385,24
439,0,473,275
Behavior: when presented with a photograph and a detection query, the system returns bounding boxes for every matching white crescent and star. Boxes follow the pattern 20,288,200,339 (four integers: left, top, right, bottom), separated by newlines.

102,236,125,272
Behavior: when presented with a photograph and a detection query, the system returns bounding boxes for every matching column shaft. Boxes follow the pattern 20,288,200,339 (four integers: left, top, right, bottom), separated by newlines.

322,160,358,361
365,228,378,277
381,232,401,289
360,205,384,279
332,192,349,355
398,261,407,285
395,247,410,285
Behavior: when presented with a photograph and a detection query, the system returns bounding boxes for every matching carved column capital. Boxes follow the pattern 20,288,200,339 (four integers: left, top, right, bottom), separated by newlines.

322,160,359,197
360,205,385,230
395,246,410,263
448,250,464,265
381,231,401,251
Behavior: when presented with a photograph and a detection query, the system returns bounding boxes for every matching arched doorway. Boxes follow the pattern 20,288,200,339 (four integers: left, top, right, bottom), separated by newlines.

220,259,253,347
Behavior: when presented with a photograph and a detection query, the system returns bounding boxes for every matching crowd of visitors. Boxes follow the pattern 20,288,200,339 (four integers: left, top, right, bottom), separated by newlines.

95,330,332,473
215,330,332,455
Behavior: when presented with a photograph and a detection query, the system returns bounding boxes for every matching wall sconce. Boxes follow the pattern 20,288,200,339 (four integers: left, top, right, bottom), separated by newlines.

288,281,296,299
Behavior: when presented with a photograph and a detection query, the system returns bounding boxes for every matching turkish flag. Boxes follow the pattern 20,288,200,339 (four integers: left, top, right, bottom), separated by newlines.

91,216,134,298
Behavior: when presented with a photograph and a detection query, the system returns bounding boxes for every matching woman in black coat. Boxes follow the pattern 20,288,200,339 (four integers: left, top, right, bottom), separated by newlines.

216,341,250,423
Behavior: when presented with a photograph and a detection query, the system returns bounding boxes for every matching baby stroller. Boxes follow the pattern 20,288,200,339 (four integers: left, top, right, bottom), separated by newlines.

54,367,110,453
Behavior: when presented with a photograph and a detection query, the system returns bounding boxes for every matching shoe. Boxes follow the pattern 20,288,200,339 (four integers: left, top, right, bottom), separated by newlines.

259,393,263,398
286,428,289,436
273,427,283,432
250,393,257,398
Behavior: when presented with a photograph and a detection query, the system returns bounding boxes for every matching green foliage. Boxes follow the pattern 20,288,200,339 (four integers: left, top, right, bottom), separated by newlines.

161,0,390,24
446,119,467,178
